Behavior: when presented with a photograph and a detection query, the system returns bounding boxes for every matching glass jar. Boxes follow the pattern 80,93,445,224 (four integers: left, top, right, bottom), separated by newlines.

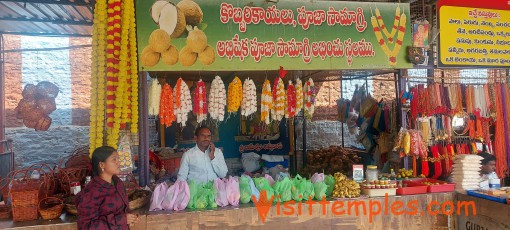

366,165,378,182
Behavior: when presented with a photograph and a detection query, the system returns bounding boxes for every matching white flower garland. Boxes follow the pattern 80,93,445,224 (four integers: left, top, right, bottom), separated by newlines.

304,78,316,120
174,78,192,126
241,78,257,117
193,80,207,124
260,79,272,125
208,76,226,122
148,78,162,116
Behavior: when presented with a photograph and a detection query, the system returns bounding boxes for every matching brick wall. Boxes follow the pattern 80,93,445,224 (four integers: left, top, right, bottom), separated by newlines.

70,37,92,126
4,35,22,127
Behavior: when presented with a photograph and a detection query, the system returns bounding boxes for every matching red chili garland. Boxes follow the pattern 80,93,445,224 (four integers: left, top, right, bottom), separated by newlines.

193,80,207,123
286,82,297,118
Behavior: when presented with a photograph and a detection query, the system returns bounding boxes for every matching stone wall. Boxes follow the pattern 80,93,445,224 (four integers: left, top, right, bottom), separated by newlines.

6,126,90,168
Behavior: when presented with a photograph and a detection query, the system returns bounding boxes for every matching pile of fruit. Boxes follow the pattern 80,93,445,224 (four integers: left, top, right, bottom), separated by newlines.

421,181,446,186
301,146,362,176
331,172,360,198
396,169,414,179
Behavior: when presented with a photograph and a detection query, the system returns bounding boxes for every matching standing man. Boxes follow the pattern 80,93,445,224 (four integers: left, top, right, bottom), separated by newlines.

177,126,228,183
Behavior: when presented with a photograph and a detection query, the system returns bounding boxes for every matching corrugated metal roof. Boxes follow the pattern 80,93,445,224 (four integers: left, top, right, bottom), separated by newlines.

0,0,94,37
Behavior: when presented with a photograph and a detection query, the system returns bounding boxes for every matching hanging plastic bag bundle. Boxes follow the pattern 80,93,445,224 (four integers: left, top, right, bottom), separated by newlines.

214,178,229,207
149,182,168,211
226,176,240,206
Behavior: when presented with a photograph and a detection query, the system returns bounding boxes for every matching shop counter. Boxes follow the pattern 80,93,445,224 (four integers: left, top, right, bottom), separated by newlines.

454,193,510,230
0,192,454,230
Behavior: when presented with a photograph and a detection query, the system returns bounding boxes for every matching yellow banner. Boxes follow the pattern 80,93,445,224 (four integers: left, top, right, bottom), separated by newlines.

439,6,510,67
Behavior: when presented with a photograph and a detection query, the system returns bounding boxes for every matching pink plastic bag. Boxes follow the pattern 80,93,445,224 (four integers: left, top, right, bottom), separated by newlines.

265,174,275,186
214,178,229,207
226,176,240,206
161,182,179,210
172,180,190,211
149,182,168,211
311,173,325,183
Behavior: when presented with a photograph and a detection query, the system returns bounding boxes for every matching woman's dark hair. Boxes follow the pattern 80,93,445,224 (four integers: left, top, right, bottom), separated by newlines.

91,146,117,176
194,125,211,136
479,152,496,165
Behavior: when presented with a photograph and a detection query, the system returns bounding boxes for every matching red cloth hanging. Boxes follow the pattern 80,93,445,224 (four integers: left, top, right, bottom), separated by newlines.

430,145,442,179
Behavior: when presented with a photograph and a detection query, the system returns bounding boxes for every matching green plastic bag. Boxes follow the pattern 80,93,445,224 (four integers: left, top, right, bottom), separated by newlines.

313,181,327,200
195,186,209,209
187,180,199,209
204,181,218,208
273,177,292,202
253,177,275,203
302,178,315,201
325,175,335,196
239,176,252,203
291,174,306,201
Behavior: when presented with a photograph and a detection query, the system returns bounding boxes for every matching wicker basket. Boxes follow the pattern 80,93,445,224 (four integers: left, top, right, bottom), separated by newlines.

39,197,63,220
28,163,56,197
63,196,77,216
10,169,47,222
0,204,11,219
128,190,151,211
57,154,91,195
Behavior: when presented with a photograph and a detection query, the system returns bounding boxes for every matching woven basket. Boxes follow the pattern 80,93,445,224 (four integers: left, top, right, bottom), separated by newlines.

39,197,63,220
57,154,91,195
128,190,151,211
0,204,11,219
10,168,48,222
28,163,57,197
63,196,77,216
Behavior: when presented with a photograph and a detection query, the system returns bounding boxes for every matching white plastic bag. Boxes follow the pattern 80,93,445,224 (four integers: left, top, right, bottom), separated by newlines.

226,176,240,206
161,183,179,210
172,180,190,211
241,152,261,173
214,178,229,207
311,173,325,183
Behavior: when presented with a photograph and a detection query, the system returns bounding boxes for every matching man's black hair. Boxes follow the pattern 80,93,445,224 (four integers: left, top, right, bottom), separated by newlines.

194,125,211,136
479,152,496,165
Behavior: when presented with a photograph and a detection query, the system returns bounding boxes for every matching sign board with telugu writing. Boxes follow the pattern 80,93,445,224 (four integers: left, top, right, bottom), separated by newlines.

439,6,510,67
136,0,412,71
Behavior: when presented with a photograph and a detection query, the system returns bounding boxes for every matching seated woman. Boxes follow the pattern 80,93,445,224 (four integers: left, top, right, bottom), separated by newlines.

76,146,138,229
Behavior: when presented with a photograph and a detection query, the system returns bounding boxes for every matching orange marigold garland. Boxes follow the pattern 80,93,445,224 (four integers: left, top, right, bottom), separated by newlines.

159,83,175,127
128,0,138,134
260,79,273,125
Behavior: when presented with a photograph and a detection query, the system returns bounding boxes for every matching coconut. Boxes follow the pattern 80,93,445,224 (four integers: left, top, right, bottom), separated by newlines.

150,0,170,24
198,45,215,65
158,2,186,38
179,45,197,66
141,46,161,67
186,25,207,53
149,29,171,53
161,45,179,66
176,0,203,26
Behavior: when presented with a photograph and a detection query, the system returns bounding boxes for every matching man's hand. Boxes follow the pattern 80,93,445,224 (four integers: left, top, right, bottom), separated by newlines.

209,143,215,160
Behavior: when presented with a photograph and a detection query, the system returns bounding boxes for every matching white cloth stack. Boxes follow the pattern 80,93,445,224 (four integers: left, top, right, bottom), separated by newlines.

450,154,483,194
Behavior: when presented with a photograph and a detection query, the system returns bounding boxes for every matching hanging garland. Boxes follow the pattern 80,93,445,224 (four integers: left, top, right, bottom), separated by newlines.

193,80,207,123
371,8,406,66
208,76,226,122
89,0,108,154
174,78,192,126
128,0,138,134
286,81,297,119
148,79,162,116
159,83,175,127
227,76,243,113
271,76,285,122
260,79,273,125
241,78,257,117
375,6,400,43
304,78,316,120
295,78,303,114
